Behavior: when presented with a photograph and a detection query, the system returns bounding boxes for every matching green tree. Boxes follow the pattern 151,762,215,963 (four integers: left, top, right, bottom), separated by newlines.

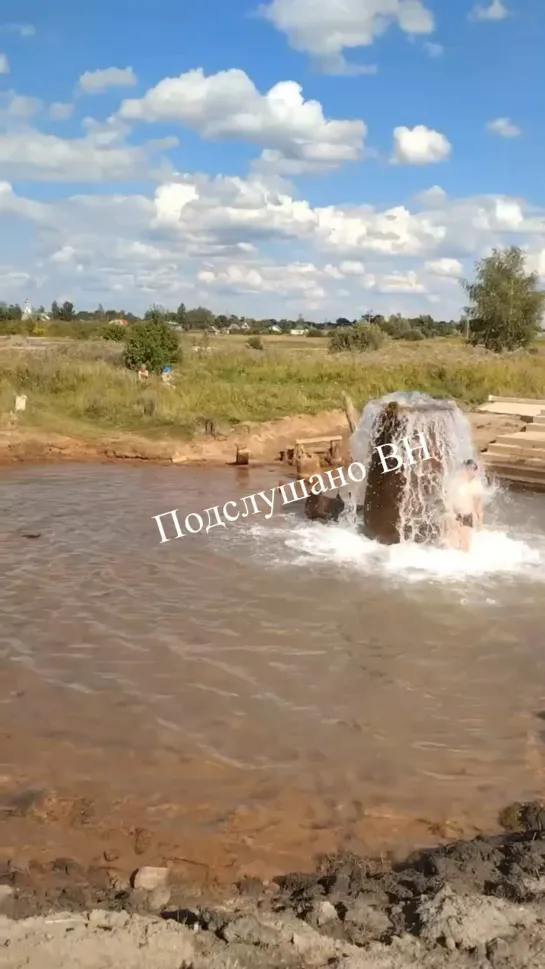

463,246,545,352
0,302,22,321
144,304,167,325
58,300,74,321
51,300,60,319
175,302,187,326
123,319,181,372
185,306,215,330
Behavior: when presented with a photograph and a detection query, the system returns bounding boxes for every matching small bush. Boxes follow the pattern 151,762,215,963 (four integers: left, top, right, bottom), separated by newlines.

404,328,425,341
123,319,181,373
329,323,385,354
378,318,413,340
247,336,264,350
102,322,126,342
0,318,35,336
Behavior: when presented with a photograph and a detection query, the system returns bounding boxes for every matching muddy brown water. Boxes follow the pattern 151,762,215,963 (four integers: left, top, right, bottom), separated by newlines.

2,463,545,881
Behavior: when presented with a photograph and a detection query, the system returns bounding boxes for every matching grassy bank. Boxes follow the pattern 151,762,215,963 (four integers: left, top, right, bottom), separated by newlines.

1,337,545,440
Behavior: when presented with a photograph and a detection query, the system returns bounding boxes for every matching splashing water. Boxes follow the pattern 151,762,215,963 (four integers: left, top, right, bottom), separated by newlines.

236,391,544,586
351,390,477,479
349,390,486,543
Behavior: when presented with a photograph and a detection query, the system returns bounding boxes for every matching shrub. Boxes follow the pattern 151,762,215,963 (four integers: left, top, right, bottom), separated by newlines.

123,319,181,373
378,318,413,340
0,317,36,336
102,322,126,342
247,335,264,350
404,328,425,341
329,323,385,353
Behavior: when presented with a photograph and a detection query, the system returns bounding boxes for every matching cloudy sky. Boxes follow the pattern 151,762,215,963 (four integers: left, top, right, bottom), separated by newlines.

0,0,542,320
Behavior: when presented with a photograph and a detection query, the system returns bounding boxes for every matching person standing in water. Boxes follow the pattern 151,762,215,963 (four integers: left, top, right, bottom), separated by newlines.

445,459,485,552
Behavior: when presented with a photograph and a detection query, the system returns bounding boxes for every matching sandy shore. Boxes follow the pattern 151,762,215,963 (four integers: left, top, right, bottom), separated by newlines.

0,410,525,467
1,806,545,968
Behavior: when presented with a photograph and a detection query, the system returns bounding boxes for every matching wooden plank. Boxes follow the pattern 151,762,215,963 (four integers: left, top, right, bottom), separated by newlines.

487,395,545,404
486,463,545,482
484,454,545,467
295,435,342,446
490,432,545,446
477,402,545,417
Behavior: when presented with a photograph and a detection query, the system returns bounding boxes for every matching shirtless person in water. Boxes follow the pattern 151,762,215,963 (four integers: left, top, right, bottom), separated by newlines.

445,459,485,552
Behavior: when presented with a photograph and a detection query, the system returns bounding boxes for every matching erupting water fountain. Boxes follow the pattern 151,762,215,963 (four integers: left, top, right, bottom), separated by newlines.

306,391,479,546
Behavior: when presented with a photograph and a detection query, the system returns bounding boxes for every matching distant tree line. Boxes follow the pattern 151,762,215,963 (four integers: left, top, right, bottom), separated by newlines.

0,298,459,337
1,247,543,354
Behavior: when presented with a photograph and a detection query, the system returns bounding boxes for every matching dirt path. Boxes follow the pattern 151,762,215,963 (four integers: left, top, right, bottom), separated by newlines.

0,411,525,467
1,809,545,967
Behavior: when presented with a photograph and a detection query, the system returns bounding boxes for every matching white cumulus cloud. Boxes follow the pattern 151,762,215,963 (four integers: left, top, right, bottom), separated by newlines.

486,117,521,138
1,161,544,319
0,52,9,73
423,41,444,57
0,126,172,182
78,66,137,93
0,90,42,119
425,258,463,278
198,261,327,299
119,68,366,172
259,0,434,73
49,102,74,121
392,125,451,164
470,0,510,20
363,270,427,293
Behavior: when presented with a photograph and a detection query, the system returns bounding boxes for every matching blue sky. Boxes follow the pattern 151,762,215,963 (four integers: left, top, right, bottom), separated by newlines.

0,0,543,320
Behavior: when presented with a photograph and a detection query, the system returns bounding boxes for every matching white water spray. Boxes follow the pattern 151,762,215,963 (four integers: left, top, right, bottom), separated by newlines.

349,390,487,544
241,392,544,585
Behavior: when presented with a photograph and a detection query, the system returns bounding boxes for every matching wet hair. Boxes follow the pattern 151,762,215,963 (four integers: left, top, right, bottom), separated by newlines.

463,459,478,470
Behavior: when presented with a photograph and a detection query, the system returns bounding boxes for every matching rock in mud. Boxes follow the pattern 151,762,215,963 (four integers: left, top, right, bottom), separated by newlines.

132,866,169,891
417,884,537,951
220,913,285,946
341,896,392,945
129,885,171,914
313,899,338,927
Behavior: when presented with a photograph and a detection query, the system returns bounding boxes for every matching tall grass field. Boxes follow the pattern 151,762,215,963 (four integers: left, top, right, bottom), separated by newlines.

1,335,545,440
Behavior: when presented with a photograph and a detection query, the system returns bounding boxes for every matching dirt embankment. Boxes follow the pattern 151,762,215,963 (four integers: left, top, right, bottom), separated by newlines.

2,805,545,968
0,411,525,467
0,411,348,467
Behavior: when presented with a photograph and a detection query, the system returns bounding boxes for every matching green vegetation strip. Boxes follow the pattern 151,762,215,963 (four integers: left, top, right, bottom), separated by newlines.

2,340,545,440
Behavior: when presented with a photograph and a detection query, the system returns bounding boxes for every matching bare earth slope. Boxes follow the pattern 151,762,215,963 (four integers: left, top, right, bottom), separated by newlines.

0,411,524,466
2,816,545,968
